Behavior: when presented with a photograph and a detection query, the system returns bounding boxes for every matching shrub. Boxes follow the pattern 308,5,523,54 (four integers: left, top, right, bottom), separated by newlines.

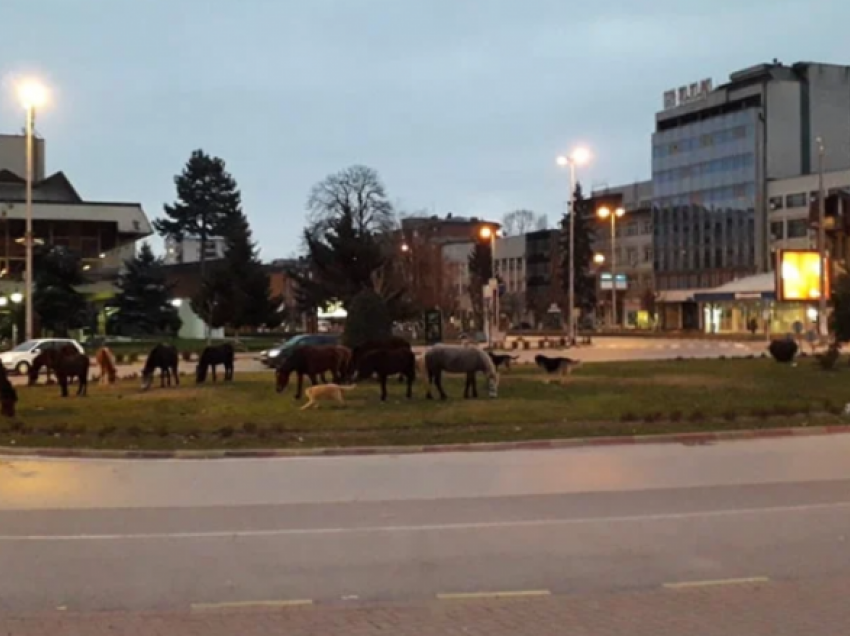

343,289,392,349
768,338,798,363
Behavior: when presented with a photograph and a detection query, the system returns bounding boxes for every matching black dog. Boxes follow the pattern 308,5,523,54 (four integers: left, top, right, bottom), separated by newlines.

534,354,582,376
488,352,519,370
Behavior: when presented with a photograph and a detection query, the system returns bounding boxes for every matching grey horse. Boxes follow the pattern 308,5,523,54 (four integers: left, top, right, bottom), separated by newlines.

423,345,499,400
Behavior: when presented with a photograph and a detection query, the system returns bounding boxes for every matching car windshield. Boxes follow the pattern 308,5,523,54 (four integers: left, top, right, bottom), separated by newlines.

10,340,39,353
279,335,307,349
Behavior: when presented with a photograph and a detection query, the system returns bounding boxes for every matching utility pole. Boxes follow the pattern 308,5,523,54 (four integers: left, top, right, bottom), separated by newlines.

816,137,828,340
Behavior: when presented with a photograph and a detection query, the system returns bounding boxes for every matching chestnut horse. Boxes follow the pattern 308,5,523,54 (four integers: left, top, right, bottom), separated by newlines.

275,345,351,399
95,347,117,385
31,347,89,397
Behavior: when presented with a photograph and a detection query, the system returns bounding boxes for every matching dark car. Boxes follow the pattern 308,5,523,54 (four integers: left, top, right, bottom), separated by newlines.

260,334,340,367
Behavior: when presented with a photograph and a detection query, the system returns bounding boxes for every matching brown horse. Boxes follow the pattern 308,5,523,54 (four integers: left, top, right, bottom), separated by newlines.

348,337,412,380
353,348,416,401
30,348,89,397
275,345,351,398
0,364,17,417
28,344,79,386
95,347,117,385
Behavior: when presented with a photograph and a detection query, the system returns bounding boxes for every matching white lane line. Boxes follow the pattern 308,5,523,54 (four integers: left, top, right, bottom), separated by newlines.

438,590,551,600
664,576,770,589
192,599,313,611
1,501,849,542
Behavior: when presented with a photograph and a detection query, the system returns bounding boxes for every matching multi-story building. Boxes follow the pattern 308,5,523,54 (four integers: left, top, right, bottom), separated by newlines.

164,236,227,265
653,61,850,290
588,181,653,326
652,61,850,329
0,134,151,299
524,229,563,328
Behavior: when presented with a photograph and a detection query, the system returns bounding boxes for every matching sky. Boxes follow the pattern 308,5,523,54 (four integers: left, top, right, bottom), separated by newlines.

1,0,847,259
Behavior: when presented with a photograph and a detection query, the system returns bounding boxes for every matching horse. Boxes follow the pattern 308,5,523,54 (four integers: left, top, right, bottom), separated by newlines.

275,345,351,399
196,343,235,383
0,364,17,417
424,344,499,400
348,337,412,380
28,344,79,386
353,348,416,401
141,344,180,390
30,347,89,397
95,347,117,385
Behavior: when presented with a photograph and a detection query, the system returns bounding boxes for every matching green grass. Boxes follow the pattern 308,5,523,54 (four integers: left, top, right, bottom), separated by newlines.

1,357,847,450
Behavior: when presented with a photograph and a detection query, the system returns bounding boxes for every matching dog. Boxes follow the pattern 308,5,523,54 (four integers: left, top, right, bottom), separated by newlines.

299,383,357,410
534,354,582,376
488,352,519,370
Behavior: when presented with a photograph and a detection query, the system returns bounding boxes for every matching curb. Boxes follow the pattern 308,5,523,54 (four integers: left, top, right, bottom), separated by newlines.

1,424,849,461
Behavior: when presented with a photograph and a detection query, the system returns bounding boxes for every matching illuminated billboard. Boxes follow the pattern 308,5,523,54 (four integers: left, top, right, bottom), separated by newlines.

776,249,830,301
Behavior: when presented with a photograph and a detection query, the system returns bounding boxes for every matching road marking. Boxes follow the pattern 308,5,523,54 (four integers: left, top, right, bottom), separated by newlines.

191,599,313,611
438,590,551,600
1,501,849,542
664,576,770,590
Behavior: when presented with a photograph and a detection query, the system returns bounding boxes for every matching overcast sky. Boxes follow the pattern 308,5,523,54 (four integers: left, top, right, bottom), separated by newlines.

1,0,846,258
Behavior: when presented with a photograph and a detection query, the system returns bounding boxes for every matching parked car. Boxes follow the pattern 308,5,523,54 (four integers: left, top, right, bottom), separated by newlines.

0,338,86,375
259,334,340,367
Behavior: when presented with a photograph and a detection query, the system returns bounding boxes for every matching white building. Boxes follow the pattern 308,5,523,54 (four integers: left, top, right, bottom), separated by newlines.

164,236,227,265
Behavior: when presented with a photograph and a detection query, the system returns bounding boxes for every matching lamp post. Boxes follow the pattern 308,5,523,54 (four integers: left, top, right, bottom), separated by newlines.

557,148,591,343
816,136,828,340
16,79,48,342
478,225,498,347
597,206,625,328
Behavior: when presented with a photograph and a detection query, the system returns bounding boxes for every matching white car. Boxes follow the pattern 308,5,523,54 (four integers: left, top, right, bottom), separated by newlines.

0,338,86,375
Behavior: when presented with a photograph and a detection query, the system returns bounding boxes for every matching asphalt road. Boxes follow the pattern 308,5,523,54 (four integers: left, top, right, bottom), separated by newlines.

1,434,850,616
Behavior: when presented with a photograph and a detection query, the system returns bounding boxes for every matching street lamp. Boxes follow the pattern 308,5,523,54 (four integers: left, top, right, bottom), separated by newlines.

16,78,48,342
597,206,625,328
593,253,605,265
477,225,499,347
556,148,591,343
816,137,828,340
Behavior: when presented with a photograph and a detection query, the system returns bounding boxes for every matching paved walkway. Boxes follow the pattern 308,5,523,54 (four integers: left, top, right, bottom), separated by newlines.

3,576,847,635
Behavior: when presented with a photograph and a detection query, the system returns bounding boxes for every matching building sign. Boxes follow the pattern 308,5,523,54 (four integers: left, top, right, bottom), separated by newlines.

663,78,713,110
776,249,830,302
600,273,628,291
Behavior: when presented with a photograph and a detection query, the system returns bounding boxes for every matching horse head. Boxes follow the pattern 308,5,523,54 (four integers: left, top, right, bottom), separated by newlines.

275,366,290,393
140,372,153,391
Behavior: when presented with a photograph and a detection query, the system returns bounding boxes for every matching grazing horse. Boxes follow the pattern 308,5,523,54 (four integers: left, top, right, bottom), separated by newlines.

348,337,412,380
30,348,89,397
196,343,235,383
424,345,499,400
0,364,17,417
353,348,416,401
141,344,180,390
95,347,117,385
275,345,351,399
28,344,79,386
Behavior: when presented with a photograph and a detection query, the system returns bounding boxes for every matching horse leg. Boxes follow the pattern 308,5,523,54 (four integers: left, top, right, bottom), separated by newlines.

435,370,447,400
379,373,388,402
471,372,479,399
463,373,471,399
174,365,180,386
295,373,305,399
78,373,87,397
212,365,217,383
59,375,68,398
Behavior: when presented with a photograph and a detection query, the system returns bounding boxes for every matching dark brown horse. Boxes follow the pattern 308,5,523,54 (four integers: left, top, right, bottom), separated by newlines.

349,337,412,381
141,344,180,390
275,345,351,398
28,344,79,386
196,343,235,383
353,348,416,401
0,364,17,417
31,347,89,397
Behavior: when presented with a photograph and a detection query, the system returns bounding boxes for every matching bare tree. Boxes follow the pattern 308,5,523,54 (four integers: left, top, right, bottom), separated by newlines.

307,165,395,234
534,213,549,231
501,209,536,236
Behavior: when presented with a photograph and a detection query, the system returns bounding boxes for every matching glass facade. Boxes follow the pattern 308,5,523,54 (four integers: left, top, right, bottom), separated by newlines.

652,109,759,290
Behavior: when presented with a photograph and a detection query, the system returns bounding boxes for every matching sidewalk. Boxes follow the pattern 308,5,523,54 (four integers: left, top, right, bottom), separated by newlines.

3,577,849,635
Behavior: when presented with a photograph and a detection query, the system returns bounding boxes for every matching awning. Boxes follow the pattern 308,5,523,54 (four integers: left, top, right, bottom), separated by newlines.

693,272,776,303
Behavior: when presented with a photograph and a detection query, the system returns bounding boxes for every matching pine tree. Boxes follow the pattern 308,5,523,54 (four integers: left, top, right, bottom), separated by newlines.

112,243,181,336
560,183,596,319
467,241,493,328
830,274,850,342
33,246,88,337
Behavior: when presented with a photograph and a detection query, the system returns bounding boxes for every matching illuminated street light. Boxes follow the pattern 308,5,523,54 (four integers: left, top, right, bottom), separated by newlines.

16,80,48,110
556,146,592,343
593,253,605,264
597,206,626,328
400,243,410,253
10,292,23,304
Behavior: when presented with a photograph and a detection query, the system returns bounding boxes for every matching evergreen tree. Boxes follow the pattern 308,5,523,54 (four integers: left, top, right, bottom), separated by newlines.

831,274,850,342
112,243,181,336
560,183,596,319
154,149,242,277
467,241,493,328
33,246,88,337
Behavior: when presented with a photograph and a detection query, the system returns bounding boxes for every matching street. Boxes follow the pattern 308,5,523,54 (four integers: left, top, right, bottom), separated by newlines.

2,433,850,632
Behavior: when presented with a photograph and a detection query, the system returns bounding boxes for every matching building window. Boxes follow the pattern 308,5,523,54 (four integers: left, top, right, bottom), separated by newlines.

770,221,784,240
641,220,652,234
643,247,653,263
787,219,809,238
786,193,807,208
769,196,784,211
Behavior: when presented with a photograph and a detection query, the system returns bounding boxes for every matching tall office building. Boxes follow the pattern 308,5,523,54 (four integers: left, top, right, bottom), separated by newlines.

652,61,850,292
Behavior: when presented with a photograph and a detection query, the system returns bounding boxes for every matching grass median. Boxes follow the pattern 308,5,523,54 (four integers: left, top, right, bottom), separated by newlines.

1,357,848,450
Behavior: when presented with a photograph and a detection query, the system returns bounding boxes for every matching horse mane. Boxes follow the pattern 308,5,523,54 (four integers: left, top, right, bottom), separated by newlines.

478,348,498,378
